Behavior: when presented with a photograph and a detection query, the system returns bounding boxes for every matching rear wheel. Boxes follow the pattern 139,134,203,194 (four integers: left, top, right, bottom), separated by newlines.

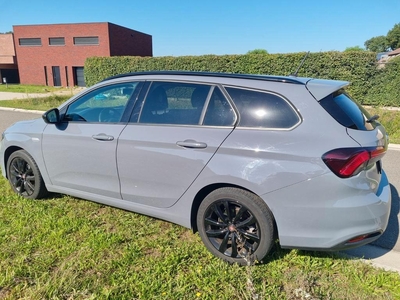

7,150,48,199
197,187,274,265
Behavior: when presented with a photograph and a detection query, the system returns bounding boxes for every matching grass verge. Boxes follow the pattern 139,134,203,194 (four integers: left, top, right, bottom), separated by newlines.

0,95,70,111
0,84,63,93
0,174,399,299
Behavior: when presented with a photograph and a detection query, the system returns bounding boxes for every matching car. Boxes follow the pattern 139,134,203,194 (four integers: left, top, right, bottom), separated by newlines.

0,71,391,265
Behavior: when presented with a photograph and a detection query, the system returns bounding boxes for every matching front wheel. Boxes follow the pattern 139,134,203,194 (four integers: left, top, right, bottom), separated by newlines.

197,187,275,265
7,150,48,199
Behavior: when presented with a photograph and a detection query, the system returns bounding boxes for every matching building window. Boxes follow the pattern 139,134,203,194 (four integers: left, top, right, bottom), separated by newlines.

19,38,42,46
73,36,99,45
49,37,65,46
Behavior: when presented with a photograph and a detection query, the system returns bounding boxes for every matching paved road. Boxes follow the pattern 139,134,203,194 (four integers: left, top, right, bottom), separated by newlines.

0,108,399,270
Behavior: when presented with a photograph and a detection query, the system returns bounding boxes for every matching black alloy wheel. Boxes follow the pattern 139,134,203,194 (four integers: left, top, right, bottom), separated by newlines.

197,187,274,265
7,150,48,199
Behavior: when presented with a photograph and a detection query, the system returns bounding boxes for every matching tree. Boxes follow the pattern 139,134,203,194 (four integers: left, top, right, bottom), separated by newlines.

387,23,400,50
364,35,389,52
344,46,365,52
246,49,268,54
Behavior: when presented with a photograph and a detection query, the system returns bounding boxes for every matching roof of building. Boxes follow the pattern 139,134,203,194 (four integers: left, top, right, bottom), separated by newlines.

388,48,400,56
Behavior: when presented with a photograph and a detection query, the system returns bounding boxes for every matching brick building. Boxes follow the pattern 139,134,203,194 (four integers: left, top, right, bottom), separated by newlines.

13,22,152,87
0,33,19,83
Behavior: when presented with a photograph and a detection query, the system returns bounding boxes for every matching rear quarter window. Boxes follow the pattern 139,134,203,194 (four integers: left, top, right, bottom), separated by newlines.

225,87,300,129
319,91,375,130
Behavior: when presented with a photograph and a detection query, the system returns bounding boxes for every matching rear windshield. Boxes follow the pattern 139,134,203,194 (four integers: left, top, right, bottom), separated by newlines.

319,90,375,130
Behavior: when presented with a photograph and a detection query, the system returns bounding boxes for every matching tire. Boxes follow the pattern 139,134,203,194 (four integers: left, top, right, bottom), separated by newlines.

197,187,274,265
6,150,48,199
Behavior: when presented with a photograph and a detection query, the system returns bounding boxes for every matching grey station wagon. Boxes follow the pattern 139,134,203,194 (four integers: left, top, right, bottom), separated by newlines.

0,71,391,265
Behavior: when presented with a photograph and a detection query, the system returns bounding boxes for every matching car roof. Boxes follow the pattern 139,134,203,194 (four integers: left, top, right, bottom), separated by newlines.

102,71,349,101
103,71,308,85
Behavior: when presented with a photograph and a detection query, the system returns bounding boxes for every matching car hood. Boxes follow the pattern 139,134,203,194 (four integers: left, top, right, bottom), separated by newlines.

4,117,46,135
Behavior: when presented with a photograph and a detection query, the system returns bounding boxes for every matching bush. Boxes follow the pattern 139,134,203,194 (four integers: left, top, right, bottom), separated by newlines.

84,51,399,106
364,56,400,106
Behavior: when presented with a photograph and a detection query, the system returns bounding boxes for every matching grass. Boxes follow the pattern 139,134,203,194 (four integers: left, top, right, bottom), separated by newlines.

367,107,400,145
0,84,64,94
0,95,71,111
0,175,399,299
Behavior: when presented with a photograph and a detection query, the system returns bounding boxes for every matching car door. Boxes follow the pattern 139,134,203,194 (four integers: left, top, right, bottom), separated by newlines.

117,81,237,208
42,82,141,199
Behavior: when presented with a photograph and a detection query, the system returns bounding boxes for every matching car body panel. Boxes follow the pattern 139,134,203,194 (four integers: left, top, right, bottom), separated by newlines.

263,169,391,249
41,122,126,199
117,124,234,208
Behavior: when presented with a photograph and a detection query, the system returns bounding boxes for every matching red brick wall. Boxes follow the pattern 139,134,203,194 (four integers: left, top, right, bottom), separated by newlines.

108,23,152,57
13,22,152,86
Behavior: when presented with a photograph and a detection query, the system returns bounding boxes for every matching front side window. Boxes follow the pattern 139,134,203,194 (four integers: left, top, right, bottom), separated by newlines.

138,82,212,125
225,87,300,129
64,83,137,123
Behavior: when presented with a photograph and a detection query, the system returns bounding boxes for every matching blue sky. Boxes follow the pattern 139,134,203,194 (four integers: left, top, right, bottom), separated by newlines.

1,0,399,56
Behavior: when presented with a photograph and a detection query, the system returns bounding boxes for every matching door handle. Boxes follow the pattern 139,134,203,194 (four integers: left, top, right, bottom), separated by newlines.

176,140,207,149
92,134,114,141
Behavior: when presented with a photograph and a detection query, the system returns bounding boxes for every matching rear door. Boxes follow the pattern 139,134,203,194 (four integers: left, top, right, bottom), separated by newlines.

117,81,236,208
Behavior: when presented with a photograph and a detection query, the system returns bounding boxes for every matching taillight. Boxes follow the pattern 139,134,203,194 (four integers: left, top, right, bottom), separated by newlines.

322,147,386,178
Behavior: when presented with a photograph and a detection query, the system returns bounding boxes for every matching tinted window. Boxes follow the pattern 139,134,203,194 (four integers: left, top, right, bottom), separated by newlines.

225,87,300,129
64,83,137,123
319,91,374,130
139,82,212,125
203,88,236,126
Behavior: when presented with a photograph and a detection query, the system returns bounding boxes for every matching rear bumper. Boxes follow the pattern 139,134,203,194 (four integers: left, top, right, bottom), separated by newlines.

262,170,391,251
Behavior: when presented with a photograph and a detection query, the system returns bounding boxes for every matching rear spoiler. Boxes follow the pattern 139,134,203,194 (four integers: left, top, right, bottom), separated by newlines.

306,79,349,101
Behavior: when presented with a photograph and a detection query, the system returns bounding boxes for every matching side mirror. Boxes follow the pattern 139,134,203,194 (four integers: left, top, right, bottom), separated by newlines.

42,108,60,124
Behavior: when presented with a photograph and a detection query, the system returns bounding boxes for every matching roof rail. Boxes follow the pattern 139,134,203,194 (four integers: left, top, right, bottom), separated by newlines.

102,71,306,85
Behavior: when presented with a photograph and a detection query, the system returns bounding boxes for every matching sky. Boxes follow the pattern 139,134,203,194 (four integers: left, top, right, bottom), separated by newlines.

0,0,399,57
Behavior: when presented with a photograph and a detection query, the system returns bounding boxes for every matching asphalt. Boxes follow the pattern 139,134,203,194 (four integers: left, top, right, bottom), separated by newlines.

0,91,399,274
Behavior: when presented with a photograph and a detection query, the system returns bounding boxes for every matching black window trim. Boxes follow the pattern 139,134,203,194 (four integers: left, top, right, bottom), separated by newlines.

222,85,302,131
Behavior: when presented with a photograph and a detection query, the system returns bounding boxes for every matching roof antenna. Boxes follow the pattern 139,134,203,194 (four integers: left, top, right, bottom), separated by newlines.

289,51,310,77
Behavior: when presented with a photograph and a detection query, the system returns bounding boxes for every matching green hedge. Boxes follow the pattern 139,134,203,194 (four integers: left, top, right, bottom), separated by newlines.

84,51,395,105
364,56,400,106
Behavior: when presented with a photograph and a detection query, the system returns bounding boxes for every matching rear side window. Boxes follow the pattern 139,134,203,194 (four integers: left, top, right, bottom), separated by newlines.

138,81,212,125
225,87,300,129
319,91,374,130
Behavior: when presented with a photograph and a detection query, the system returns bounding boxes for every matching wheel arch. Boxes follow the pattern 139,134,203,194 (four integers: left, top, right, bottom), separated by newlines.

190,183,277,235
3,146,24,178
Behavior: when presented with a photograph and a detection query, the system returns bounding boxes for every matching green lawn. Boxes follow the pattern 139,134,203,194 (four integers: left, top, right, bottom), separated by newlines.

0,95,71,111
0,84,66,93
0,174,399,299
